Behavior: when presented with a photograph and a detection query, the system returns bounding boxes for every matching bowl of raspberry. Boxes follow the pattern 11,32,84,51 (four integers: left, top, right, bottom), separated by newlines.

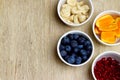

57,30,94,67
92,51,120,80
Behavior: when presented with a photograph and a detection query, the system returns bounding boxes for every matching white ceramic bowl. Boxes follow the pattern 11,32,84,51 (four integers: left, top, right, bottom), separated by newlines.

57,30,94,67
93,10,120,46
92,51,120,80
57,0,94,27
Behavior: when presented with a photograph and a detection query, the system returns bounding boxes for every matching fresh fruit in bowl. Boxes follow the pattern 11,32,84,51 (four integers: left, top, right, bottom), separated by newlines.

57,30,94,66
92,51,120,80
93,10,120,46
57,0,94,27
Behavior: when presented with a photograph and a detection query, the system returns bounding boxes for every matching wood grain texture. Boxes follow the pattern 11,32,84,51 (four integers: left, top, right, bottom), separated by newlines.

0,0,120,80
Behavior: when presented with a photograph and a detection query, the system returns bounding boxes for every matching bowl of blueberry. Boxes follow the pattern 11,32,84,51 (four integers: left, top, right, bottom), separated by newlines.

57,30,94,66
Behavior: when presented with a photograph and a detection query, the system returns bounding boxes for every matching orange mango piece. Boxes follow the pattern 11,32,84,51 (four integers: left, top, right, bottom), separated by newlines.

101,32,116,44
99,23,118,31
95,15,120,44
114,28,120,38
114,17,120,38
94,27,101,34
112,15,120,19
96,15,115,29
115,17,120,28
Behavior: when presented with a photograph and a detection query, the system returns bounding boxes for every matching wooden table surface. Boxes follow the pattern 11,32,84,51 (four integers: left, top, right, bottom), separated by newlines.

0,0,120,80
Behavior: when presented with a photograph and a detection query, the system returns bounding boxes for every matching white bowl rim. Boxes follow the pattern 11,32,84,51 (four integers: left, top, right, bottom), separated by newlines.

57,0,94,27
57,30,94,67
92,51,120,80
92,10,120,46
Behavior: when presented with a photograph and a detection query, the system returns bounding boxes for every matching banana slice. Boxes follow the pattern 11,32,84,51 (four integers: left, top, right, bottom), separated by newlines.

67,0,77,6
60,11,66,18
69,15,74,21
78,14,87,23
76,1,84,9
60,0,89,24
82,5,90,12
64,17,73,23
71,7,81,15
61,4,71,18
86,14,89,18
61,12,72,24
78,5,90,14
79,1,84,6
78,8,86,15
66,19,73,23
71,7,78,15
74,15,80,24
71,7,82,15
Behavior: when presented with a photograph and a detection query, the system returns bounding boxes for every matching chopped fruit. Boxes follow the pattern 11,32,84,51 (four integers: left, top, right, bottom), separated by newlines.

98,23,118,31
114,18,120,37
101,32,116,44
114,28,120,38
67,0,77,6
60,0,90,24
95,15,120,44
112,15,120,19
94,27,101,34
115,17,120,28
96,15,115,28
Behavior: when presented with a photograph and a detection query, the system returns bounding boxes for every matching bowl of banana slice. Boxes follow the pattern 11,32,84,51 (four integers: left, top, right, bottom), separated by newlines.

57,0,94,27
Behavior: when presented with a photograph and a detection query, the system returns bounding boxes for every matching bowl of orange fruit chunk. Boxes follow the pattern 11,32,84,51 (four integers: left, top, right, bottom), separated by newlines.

93,10,120,46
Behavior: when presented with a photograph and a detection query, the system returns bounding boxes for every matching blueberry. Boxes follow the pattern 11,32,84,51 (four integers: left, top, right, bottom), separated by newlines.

87,50,92,55
82,56,88,62
87,51,91,57
74,47,79,53
78,45,84,49
73,34,79,40
78,37,86,44
80,49,87,56
71,40,78,48
86,45,92,50
68,34,74,40
65,45,71,52
71,53,76,57
67,56,75,64
60,50,67,57
61,37,70,44
59,45,65,51
75,57,82,64
84,40,91,46
64,55,69,61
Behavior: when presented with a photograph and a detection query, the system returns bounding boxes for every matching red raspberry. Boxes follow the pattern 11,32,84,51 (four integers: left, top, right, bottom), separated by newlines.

94,57,120,80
